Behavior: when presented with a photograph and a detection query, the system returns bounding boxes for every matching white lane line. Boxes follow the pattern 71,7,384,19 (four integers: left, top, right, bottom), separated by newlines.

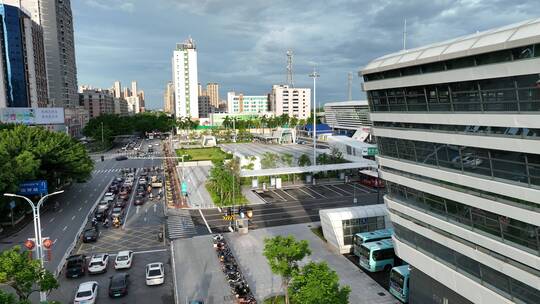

78,189,82,193
58,208,63,213
330,185,352,195
136,206,140,214
53,239,58,244
153,204,157,213
62,226,68,231
144,217,147,222
122,171,140,229
71,215,76,221
306,186,327,198
84,200,88,204
280,189,297,200
199,209,212,233
296,187,315,198
93,189,97,192
78,207,82,212
49,217,55,223
134,248,168,255
271,190,288,202
323,185,344,196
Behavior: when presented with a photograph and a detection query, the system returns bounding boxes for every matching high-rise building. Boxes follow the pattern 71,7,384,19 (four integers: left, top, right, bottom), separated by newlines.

270,84,311,119
198,95,211,118
138,90,145,112
361,19,540,304
172,37,198,118
131,81,137,97
125,96,140,115
163,81,174,114
227,92,269,114
79,88,114,119
207,82,219,108
113,81,122,98
198,82,205,97
113,98,128,116
123,87,130,99
9,0,79,108
0,3,48,108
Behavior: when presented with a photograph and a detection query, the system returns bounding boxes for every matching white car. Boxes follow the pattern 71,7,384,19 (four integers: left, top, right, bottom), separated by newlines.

115,250,133,269
88,253,109,274
145,263,164,285
74,281,98,304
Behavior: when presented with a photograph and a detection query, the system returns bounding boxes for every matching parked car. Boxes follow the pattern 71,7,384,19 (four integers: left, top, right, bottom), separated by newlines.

134,198,144,206
65,254,87,278
82,228,99,243
114,250,133,269
74,281,98,304
108,273,130,297
111,207,124,218
88,254,109,274
145,263,164,285
115,155,128,161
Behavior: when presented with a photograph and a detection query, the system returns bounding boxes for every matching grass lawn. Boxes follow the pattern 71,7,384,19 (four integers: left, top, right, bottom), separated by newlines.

263,295,285,304
176,147,232,162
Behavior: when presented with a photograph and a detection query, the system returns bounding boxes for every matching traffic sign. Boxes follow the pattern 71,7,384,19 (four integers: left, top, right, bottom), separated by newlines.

181,182,187,194
18,180,48,195
222,215,236,221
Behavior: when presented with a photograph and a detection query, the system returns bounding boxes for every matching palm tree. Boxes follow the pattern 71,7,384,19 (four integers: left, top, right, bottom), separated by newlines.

223,116,231,129
261,115,268,134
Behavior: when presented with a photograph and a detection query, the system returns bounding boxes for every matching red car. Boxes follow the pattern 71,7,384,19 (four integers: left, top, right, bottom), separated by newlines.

134,198,144,206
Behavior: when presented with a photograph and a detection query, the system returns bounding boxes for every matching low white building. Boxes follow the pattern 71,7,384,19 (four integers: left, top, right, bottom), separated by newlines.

325,135,378,162
319,204,390,254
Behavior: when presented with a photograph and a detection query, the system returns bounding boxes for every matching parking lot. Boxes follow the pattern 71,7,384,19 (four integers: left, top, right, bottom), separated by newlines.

192,182,381,233
50,249,173,304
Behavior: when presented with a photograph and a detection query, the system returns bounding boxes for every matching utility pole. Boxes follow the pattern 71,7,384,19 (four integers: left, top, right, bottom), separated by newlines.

101,122,104,144
347,72,353,101
403,19,407,50
309,67,320,166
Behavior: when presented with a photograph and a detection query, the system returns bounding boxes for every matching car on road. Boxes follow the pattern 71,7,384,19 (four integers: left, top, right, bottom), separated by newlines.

82,228,99,243
116,155,128,161
97,200,110,212
138,178,147,186
145,263,164,285
111,206,124,218
119,192,129,200
136,189,146,197
65,254,87,278
94,210,107,222
74,281,98,304
88,254,109,274
109,185,119,194
114,200,127,208
114,250,133,269
109,273,130,297
134,197,145,205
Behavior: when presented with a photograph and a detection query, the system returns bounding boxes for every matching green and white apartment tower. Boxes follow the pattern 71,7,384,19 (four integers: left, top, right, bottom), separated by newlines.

172,37,198,119
361,19,540,304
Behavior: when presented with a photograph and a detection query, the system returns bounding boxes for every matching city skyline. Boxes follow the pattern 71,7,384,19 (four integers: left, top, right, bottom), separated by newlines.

73,0,540,110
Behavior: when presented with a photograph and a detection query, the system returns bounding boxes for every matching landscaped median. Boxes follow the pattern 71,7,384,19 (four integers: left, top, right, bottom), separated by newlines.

175,147,232,163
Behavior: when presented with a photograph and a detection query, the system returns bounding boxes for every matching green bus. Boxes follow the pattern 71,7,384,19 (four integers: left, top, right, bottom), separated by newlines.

389,265,410,302
358,238,395,272
352,228,393,257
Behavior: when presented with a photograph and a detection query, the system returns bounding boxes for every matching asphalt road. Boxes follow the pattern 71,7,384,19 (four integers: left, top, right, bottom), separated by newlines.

191,183,382,233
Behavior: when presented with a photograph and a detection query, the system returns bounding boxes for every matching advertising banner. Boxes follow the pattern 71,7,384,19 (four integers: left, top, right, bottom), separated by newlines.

0,108,65,125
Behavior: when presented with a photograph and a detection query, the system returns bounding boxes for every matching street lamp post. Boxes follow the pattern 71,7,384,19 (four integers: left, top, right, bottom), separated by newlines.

101,122,104,144
309,67,320,167
4,190,64,303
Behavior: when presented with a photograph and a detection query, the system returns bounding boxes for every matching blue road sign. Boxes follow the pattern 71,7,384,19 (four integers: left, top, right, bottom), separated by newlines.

9,201,16,209
181,182,187,194
18,180,48,195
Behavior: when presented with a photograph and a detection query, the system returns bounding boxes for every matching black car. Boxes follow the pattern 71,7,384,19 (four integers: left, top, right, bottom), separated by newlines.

114,200,126,208
82,228,99,243
115,155,128,161
65,254,86,278
94,210,107,222
109,273,129,297
134,198,144,206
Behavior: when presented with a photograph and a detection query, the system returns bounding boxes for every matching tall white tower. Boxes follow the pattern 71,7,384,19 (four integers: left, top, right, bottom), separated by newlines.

172,37,199,119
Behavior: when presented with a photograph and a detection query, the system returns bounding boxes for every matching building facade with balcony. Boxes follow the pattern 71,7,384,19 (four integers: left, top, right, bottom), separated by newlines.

361,19,540,304
227,92,269,114
269,84,311,119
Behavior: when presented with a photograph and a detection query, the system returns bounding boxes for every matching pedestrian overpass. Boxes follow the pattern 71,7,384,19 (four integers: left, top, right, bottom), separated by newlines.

239,160,377,177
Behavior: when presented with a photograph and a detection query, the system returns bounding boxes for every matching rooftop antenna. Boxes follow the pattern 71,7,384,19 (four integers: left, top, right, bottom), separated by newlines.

286,49,294,87
403,19,407,50
347,72,353,101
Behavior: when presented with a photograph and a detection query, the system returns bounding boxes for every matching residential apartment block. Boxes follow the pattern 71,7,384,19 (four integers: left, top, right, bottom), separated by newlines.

172,37,198,118
79,88,114,119
269,84,311,119
227,92,269,114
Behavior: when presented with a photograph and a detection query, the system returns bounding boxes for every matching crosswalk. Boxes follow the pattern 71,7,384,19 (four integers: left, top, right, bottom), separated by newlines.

92,165,163,174
166,209,196,239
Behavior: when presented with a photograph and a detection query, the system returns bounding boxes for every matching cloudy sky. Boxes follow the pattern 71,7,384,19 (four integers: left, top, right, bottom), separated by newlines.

73,0,540,109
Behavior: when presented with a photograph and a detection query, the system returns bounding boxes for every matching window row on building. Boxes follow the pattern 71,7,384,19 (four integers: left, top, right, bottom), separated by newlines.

368,74,540,113
386,181,539,254
363,44,540,82
393,223,539,304
377,136,540,188
374,122,540,140
342,216,386,245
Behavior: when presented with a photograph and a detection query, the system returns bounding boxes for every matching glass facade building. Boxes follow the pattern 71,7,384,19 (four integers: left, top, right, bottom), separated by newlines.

362,18,540,304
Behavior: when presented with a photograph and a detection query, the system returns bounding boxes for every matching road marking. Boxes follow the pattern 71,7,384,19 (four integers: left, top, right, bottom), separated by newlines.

330,185,352,195
271,190,288,202
199,209,212,233
322,185,344,196
53,239,57,244
71,215,76,221
66,201,71,206
58,208,63,213
62,226,68,231
296,187,315,198
49,217,55,223
93,189,97,192
145,208,148,214
153,204,157,213
84,200,88,204
306,186,327,198
122,171,139,229
78,189,82,193
133,248,168,255
78,207,82,211
144,217,147,222
136,206,140,214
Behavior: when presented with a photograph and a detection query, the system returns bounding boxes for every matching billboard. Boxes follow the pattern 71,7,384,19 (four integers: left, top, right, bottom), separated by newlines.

0,108,65,125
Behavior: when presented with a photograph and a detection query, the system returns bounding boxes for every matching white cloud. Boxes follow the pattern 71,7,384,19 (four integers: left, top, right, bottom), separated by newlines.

83,0,135,13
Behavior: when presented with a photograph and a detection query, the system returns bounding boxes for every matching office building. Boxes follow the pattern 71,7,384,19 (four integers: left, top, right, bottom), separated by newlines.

198,95,211,118
164,81,175,114
227,92,269,114
138,90,145,112
207,82,219,107
113,81,122,98
172,37,198,118
324,100,372,129
270,84,311,119
123,87,130,99
362,19,540,304
8,0,79,108
79,88,114,119
114,98,128,116
125,96,140,114
64,106,89,138
198,83,205,97
0,3,48,108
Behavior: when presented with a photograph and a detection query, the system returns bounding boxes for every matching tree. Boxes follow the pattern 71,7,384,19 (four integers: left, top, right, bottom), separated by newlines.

0,247,59,303
263,235,311,304
289,262,351,304
298,154,311,167
261,152,279,169
281,154,293,166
